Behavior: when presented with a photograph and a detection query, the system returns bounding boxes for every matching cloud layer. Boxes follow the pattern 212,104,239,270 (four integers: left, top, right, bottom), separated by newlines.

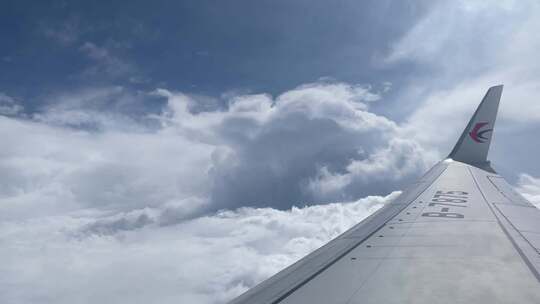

0,80,436,304
0,81,433,304
0,82,434,223
4,2,540,304
0,191,396,304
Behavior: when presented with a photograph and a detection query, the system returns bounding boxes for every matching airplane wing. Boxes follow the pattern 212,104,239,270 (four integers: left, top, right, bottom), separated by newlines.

228,85,540,304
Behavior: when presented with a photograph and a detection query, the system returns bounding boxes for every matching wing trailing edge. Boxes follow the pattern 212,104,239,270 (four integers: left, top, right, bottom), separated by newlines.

448,85,503,166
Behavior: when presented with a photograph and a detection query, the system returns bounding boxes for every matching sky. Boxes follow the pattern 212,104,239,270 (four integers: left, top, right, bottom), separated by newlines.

3,1,540,303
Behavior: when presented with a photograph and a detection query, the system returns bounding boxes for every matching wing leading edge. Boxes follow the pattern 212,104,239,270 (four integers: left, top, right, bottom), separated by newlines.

229,85,540,304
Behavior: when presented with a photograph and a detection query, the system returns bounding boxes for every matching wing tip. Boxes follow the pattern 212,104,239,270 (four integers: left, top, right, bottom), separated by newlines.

489,84,504,94
448,85,503,165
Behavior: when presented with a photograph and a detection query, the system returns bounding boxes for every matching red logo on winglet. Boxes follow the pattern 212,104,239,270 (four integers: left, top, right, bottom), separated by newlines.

469,122,492,143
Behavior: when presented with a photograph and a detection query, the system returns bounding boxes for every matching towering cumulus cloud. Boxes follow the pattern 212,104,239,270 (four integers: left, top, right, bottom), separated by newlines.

0,82,432,303
0,82,433,220
155,82,432,210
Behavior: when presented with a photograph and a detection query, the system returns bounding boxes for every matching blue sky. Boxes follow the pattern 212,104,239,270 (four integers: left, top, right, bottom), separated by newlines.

3,1,540,303
1,1,429,111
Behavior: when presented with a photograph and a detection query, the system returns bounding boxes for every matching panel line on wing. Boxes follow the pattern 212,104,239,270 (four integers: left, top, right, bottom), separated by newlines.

271,164,451,304
468,167,540,282
492,203,540,255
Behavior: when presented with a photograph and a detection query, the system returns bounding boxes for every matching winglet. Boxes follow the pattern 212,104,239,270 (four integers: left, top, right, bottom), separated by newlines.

448,85,503,165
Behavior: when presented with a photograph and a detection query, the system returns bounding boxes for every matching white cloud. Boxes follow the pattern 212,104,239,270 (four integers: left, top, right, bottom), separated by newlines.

382,0,540,179
516,174,540,208
0,192,398,304
152,81,431,208
5,2,540,303
0,81,429,303
308,138,437,200
80,42,111,60
0,81,430,217
0,114,213,221
0,93,23,116
79,42,137,79
154,81,392,135
43,18,81,46
386,1,530,74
